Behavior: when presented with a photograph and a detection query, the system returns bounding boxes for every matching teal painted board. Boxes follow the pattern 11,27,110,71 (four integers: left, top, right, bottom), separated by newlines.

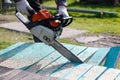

61,43,76,50
38,57,69,76
27,51,62,73
0,42,25,56
98,68,120,80
78,47,98,62
115,73,120,80
0,43,55,69
78,66,107,80
26,43,75,73
70,46,87,56
48,46,87,76
51,62,79,78
60,64,93,80
104,46,120,68
38,46,87,76
88,48,110,65
0,43,33,63
62,43,76,47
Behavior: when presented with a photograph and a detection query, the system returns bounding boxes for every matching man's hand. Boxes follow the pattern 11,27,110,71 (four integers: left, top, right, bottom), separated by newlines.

58,6,69,18
16,0,34,15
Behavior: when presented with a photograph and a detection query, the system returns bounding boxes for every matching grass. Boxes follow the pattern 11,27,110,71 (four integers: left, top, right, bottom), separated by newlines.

41,0,120,35
0,41,12,50
0,28,33,43
68,16,120,34
0,28,33,50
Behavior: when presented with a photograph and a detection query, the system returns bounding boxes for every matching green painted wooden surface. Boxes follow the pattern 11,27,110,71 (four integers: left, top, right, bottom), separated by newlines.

78,47,98,62
98,68,120,80
104,46,120,68
87,48,110,65
37,45,87,75
0,66,63,80
78,66,107,80
0,42,24,55
0,42,120,80
62,64,93,80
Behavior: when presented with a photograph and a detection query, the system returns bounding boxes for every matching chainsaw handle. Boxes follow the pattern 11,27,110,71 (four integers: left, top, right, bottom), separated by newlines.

62,17,73,27
16,11,73,30
49,16,73,27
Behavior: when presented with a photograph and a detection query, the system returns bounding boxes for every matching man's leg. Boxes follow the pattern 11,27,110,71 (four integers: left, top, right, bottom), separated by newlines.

27,0,41,12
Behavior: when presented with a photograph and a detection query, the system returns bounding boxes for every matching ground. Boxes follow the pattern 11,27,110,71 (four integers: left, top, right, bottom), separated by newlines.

74,34,120,47
0,15,17,24
0,15,120,48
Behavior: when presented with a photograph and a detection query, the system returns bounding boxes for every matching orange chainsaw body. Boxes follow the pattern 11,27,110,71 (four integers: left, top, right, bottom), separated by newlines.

32,9,59,27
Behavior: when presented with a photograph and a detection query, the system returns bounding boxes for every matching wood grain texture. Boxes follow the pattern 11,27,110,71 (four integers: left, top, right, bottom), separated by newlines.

0,42,120,80
51,63,76,78
88,48,110,65
64,64,93,80
0,43,55,69
104,46,120,68
38,46,87,76
98,68,120,80
79,66,107,80
78,47,98,61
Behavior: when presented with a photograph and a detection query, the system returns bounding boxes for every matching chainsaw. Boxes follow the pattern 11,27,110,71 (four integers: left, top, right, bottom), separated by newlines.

15,9,83,63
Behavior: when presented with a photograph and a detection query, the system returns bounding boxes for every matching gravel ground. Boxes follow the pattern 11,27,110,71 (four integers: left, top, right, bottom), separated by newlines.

74,34,120,47
0,17,120,48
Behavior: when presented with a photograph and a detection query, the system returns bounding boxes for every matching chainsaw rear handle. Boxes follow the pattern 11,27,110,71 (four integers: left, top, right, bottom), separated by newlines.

49,15,73,27
36,16,73,28
62,17,73,27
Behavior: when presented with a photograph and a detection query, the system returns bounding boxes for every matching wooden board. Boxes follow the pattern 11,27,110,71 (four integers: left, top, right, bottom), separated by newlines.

0,65,64,80
88,48,110,65
98,68,120,80
104,46,120,68
79,66,107,80
0,42,120,80
62,64,93,80
0,43,55,69
38,46,87,75
78,47,98,61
